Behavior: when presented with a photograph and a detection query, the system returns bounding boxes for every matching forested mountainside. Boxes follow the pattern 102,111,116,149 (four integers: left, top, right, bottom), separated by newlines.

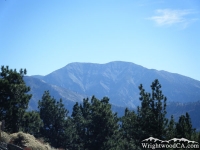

1,65,200,150
25,61,200,130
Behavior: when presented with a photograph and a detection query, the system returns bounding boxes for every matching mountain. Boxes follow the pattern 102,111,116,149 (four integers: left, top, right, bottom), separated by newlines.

24,76,86,113
25,61,200,129
31,61,200,108
166,101,200,130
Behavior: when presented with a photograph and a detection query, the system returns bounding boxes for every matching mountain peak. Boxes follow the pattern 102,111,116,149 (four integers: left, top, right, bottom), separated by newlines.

31,61,200,108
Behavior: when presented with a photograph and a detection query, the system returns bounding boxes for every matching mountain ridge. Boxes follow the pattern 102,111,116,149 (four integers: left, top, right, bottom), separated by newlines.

31,61,200,108
25,61,200,129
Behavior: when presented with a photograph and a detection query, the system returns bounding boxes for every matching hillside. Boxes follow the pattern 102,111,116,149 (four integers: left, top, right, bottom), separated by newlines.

24,76,86,113
31,61,200,108
166,101,200,130
25,61,200,129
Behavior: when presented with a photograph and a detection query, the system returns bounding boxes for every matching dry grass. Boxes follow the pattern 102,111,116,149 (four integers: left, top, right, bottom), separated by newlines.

0,131,59,150
0,131,11,143
10,132,54,150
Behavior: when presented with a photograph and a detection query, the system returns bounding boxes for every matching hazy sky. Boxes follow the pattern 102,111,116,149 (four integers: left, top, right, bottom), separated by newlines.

1,0,200,81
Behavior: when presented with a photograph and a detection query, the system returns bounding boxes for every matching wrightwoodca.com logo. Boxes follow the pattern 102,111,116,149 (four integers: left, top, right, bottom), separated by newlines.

141,137,199,149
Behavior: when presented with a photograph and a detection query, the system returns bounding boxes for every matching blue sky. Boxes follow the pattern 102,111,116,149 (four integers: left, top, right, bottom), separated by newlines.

0,0,200,81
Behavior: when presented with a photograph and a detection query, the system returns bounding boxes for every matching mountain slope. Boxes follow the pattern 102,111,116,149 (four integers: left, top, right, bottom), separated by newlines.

24,76,86,113
32,61,200,108
166,101,200,130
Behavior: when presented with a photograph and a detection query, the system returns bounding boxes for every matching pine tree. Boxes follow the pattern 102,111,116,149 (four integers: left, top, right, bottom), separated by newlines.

21,111,43,137
71,96,121,150
80,97,93,149
89,96,121,150
197,132,200,144
120,108,137,150
71,102,85,149
62,116,77,150
166,115,176,139
0,66,32,133
136,79,168,144
176,112,195,139
38,91,69,148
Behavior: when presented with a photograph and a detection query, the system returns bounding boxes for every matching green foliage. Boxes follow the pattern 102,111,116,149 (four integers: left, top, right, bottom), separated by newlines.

198,132,200,144
176,112,196,139
89,96,121,150
166,115,176,139
70,101,86,149
62,117,77,150
137,79,168,141
120,108,137,150
20,111,43,137
71,96,121,150
1,68,199,150
0,66,32,133
38,91,69,148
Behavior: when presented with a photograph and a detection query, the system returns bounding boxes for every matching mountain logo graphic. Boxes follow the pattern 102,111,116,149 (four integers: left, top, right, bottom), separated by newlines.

142,137,198,144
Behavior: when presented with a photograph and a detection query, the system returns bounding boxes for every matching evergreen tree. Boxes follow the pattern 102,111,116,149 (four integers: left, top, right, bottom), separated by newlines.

176,112,195,139
38,91,68,148
197,132,200,144
80,97,93,149
0,66,32,133
120,108,137,150
21,111,43,137
166,115,176,139
62,116,77,150
71,96,121,150
88,96,121,150
71,102,85,149
136,79,168,145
